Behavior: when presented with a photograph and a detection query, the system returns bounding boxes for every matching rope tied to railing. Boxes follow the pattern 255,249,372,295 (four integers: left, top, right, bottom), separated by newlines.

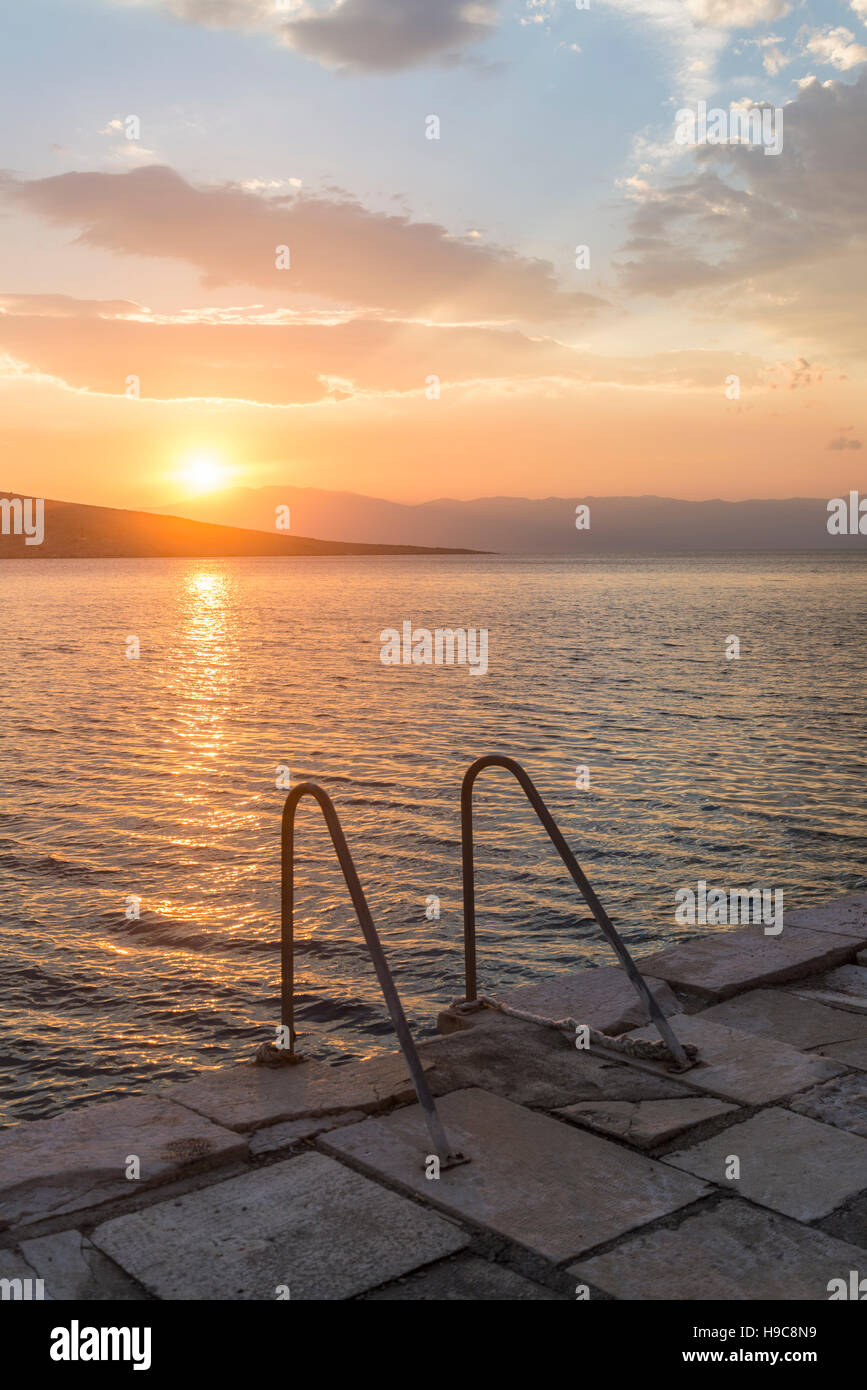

466,996,699,1071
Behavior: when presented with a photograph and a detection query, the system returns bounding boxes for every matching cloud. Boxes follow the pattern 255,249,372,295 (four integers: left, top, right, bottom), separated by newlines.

827,434,862,448
0,293,760,405
0,165,600,325
803,26,867,71
110,0,501,71
684,0,789,26
615,74,867,354
597,0,730,97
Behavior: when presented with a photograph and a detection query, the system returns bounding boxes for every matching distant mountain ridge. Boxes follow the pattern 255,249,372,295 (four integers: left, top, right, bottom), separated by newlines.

158,486,865,553
0,495,476,559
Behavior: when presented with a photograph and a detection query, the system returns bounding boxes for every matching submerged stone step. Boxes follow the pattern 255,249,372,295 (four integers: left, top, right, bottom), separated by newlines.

321,1087,709,1263
700,988,867,1050
663,1107,867,1221
91,1152,468,1300
570,1200,867,1300
160,1051,433,1132
636,926,856,1001
628,1014,842,1105
0,1095,247,1229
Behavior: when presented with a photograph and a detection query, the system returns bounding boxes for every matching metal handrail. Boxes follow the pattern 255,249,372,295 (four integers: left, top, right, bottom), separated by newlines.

461,754,690,1070
281,782,460,1161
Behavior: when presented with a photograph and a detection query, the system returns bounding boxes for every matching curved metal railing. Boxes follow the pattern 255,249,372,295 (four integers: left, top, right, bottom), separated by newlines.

280,782,459,1161
460,754,689,1069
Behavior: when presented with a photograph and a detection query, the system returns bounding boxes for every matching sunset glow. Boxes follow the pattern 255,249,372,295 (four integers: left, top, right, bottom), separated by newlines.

181,454,226,495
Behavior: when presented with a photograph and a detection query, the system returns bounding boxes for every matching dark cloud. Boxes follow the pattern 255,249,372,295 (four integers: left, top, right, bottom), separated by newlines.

280,0,500,72
111,0,501,72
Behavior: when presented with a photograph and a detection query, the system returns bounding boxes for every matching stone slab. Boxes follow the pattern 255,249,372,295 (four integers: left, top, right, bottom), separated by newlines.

637,926,855,1001
555,1097,737,1149
161,1051,433,1132
664,1108,867,1221
817,1037,867,1071
321,1087,709,1263
570,1200,867,1300
497,966,681,1035
92,1152,468,1300
249,1110,367,1157
858,949,867,966
788,1074,867,1139
0,1096,247,1228
18,1230,143,1301
421,1013,696,1110
785,965,867,1015
819,1192,867,1249
786,894,867,944
0,1249,44,1297
701,988,867,1050
628,1014,842,1105
359,1253,566,1300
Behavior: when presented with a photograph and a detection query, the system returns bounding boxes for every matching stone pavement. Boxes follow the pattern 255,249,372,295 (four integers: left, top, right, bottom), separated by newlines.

2,892,866,1300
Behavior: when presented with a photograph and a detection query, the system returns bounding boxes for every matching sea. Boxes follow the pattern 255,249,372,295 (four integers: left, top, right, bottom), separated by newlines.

1,552,865,1125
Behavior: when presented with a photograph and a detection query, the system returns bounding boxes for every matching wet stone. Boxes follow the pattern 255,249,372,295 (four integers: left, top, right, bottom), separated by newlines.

636,926,856,1002
664,1107,867,1221
570,1200,867,1300
497,966,681,1035
628,1013,842,1105
555,1097,738,1149
321,1087,709,1263
788,1074,867,1139
700,988,867,1050
0,1096,247,1228
421,1014,696,1109
161,1051,433,1132
786,894,867,945
92,1152,468,1300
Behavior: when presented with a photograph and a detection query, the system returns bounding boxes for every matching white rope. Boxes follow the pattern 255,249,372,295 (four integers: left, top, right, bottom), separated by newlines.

475,996,699,1068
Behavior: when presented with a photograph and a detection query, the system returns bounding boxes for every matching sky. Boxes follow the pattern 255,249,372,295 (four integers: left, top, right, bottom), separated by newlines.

0,0,865,507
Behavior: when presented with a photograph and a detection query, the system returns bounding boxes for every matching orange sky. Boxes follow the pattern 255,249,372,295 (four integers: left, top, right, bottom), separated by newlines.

1,4,865,507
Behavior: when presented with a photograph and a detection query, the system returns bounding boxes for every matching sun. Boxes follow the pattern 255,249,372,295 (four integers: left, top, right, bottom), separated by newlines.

181,451,226,494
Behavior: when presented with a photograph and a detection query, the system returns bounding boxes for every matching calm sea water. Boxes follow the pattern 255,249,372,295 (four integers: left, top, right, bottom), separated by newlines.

1,553,865,1126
